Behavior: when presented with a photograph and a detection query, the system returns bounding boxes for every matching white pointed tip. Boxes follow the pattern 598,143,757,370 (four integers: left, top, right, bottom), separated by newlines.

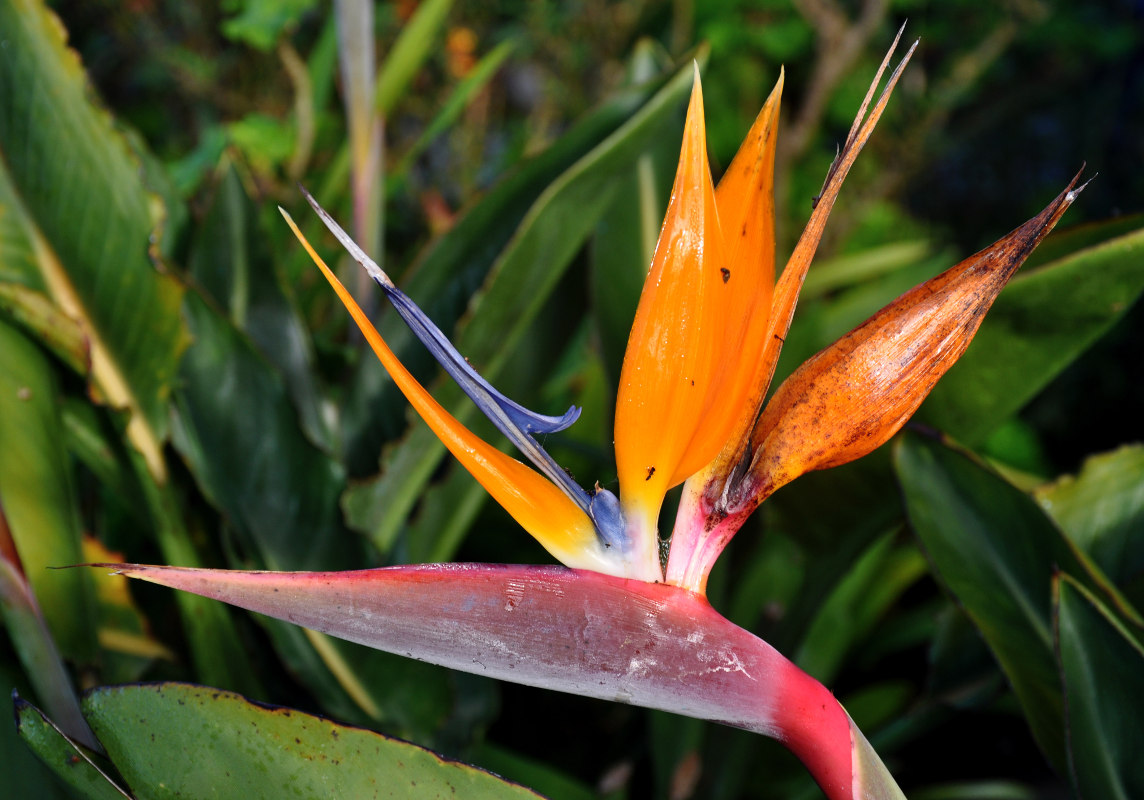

298,187,393,288
1069,173,1097,203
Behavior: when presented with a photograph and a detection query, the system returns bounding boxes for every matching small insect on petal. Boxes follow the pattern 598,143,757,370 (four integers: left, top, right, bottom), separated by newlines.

740,169,1089,511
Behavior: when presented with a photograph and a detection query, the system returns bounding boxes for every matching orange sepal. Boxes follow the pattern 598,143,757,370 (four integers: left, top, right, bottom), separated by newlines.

692,69,784,470
614,67,730,524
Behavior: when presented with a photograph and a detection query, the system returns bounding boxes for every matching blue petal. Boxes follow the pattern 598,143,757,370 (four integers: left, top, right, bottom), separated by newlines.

381,285,580,436
301,186,593,512
588,487,627,552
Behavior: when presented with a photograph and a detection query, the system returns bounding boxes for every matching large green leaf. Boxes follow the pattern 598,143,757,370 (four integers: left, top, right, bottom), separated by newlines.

1035,444,1144,587
173,292,354,573
0,282,89,376
919,225,1144,444
187,164,331,450
81,683,544,800
13,694,127,800
0,0,187,478
0,320,95,661
5,684,87,800
342,53,702,552
1054,575,1144,800
893,431,1136,769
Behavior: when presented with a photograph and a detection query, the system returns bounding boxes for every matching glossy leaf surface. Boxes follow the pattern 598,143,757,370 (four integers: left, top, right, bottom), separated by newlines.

0,321,95,661
187,164,331,449
13,694,127,800
894,430,1134,769
0,0,186,479
81,683,544,800
1036,444,1144,587
1054,576,1144,800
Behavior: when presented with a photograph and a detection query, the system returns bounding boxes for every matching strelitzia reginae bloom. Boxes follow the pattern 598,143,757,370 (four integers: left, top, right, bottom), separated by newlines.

100,30,1087,800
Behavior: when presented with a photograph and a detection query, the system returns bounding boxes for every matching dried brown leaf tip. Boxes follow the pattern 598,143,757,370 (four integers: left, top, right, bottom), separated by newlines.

744,168,1091,506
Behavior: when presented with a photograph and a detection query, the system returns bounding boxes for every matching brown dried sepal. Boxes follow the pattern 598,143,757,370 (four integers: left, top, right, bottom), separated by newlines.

740,169,1087,507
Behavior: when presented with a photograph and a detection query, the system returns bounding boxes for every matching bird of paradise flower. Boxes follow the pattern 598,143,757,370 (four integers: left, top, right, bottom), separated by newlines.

99,29,1086,800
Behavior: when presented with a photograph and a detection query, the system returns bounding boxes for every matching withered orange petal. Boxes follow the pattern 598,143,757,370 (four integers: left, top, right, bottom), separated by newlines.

744,171,1086,506
754,33,917,434
615,66,729,519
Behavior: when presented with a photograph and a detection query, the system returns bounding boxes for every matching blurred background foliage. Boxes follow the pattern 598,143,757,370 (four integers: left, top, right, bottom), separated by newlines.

1,0,1142,797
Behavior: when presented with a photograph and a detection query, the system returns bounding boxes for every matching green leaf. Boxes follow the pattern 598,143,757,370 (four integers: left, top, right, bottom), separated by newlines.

0,0,187,480
13,693,128,800
221,0,318,51
1035,445,1144,587
0,320,96,661
1054,575,1144,800
187,163,331,449
318,0,455,198
3,677,81,800
0,283,88,376
396,40,517,174
800,240,932,299
129,471,267,698
343,52,704,551
173,292,355,572
893,431,1136,769
794,533,927,685
1021,212,1144,270
404,466,490,564
919,225,1144,444
1,557,95,752
752,450,902,654
0,170,264,696
81,683,545,799
227,113,296,174
925,606,1005,710
375,0,454,117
